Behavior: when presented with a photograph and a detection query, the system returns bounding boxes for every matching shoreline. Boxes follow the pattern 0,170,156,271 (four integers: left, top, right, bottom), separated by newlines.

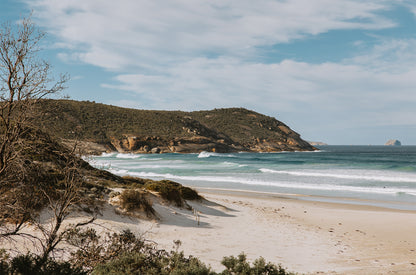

194,186,416,212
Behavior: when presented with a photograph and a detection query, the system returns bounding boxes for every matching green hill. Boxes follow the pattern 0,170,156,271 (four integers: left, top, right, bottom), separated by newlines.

36,99,315,153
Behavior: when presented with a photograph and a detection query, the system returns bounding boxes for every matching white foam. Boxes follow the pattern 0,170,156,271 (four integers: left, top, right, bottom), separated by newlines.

100,152,117,157
115,153,142,159
107,170,416,197
260,168,416,183
197,151,216,158
107,168,129,174
222,161,240,166
197,151,236,158
87,159,112,169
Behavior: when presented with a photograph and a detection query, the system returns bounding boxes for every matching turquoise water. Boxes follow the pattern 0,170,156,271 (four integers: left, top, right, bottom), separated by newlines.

89,146,416,210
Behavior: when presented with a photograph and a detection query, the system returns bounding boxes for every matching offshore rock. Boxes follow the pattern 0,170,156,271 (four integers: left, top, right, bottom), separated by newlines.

385,139,401,146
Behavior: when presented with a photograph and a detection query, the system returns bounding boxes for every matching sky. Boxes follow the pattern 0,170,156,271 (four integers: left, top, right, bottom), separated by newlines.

1,0,416,145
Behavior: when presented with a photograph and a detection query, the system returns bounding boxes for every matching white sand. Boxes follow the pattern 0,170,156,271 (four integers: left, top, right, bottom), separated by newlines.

3,189,416,274
82,188,415,274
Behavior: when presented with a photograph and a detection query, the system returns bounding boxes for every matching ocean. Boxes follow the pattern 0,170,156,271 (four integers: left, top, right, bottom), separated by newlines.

89,146,416,210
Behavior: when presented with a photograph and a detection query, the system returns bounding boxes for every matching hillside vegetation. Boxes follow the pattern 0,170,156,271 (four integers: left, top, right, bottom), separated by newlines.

36,100,315,154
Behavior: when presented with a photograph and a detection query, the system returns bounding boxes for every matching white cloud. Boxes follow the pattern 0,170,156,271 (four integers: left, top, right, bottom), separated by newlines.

400,0,416,17
348,39,416,73
28,0,396,71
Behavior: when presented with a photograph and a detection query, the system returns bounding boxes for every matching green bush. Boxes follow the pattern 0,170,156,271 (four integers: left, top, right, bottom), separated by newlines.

92,251,213,275
144,180,201,207
93,250,294,275
220,253,294,275
119,189,156,218
66,228,212,274
166,251,213,275
0,254,86,275
92,252,159,275
179,186,201,200
144,181,184,207
121,176,149,187
65,228,149,272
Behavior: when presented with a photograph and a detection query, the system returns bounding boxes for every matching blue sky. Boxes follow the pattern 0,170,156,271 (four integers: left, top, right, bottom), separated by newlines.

2,0,416,145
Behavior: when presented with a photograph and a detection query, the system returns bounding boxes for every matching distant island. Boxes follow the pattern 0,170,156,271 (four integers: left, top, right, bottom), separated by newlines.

385,139,401,146
36,100,316,154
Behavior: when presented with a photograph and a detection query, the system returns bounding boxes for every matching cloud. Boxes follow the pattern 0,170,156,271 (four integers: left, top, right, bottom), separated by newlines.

400,1,416,17
348,39,416,72
28,0,396,71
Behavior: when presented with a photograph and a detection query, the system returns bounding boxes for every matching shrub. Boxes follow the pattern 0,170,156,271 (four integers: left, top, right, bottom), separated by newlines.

119,189,156,218
144,181,184,207
165,251,213,275
144,180,201,207
179,186,201,200
92,251,213,275
92,252,160,275
93,250,294,275
220,253,294,275
0,253,86,275
66,228,149,272
122,176,149,187
67,228,213,274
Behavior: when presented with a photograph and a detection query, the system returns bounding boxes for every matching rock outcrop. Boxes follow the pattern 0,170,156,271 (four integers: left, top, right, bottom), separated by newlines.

385,139,401,146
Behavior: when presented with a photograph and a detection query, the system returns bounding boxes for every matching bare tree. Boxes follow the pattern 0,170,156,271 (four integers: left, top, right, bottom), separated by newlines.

0,18,103,271
0,132,99,266
0,143,100,272
35,146,98,266
0,16,67,177
0,15,92,252
0,16,68,242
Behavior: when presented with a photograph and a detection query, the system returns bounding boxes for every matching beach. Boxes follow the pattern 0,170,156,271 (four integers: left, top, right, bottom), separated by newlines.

94,188,416,274
3,186,415,274
85,147,416,274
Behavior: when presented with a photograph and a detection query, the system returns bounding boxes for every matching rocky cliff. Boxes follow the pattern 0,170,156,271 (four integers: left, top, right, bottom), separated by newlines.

36,100,316,154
